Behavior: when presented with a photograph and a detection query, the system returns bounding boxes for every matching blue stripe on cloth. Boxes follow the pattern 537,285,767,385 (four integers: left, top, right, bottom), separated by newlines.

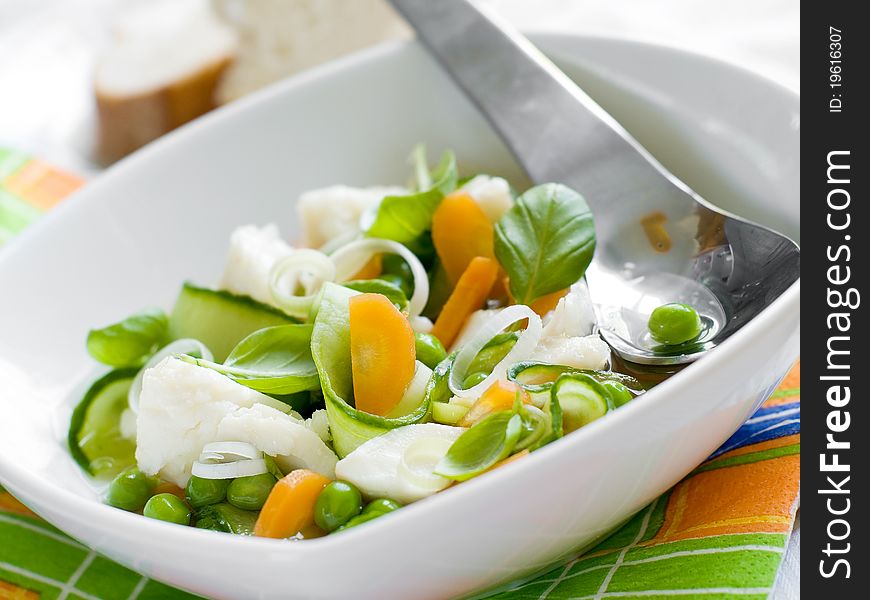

709,402,800,459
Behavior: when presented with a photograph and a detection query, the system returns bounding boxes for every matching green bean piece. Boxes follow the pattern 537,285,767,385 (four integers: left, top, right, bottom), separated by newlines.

362,498,402,516
105,467,157,512
414,332,448,369
143,493,191,525
462,371,489,389
314,481,363,532
185,475,230,509
647,303,702,345
226,473,278,511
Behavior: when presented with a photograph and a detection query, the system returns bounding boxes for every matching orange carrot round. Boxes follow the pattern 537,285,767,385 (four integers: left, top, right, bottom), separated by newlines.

432,192,496,285
349,293,417,416
431,256,499,348
254,469,331,539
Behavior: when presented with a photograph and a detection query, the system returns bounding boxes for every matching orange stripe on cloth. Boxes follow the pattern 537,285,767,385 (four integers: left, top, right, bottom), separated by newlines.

0,492,36,517
649,453,799,543
779,361,800,390
764,362,800,407
2,159,84,211
0,580,40,600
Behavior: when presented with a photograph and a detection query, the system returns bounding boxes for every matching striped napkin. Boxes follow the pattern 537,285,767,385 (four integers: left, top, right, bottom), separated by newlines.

0,148,83,246
0,153,800,599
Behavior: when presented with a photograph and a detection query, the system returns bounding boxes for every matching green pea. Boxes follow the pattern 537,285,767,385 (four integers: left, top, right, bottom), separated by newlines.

105,467,157,512
647,303,702,345
601,380,633,408
462,371,488,389
362,498,402,516
226,473,277,511
414,332,447,369
143,493,191,525
185,475,230,509
314,481,363,532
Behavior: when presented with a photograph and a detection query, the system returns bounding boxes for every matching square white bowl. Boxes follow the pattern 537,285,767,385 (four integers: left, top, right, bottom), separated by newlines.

0,35,799,600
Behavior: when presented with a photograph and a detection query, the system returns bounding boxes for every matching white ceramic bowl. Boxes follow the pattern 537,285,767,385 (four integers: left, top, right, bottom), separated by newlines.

0,35,799,600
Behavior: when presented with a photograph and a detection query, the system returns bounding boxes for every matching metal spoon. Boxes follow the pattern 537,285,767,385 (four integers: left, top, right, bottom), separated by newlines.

388,0,800,365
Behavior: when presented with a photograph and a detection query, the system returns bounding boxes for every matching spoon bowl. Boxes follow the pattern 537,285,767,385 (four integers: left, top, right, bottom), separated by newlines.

389,0,800,365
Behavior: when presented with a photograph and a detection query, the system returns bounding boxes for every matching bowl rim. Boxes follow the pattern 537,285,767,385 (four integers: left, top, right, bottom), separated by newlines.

0,32,800,559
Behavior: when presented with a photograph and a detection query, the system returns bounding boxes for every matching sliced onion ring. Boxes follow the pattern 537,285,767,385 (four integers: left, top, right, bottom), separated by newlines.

269,249,336,318
398,437,454,493
191,458,269,480
330,238,430,317
128,339,213,413
199,441,261,463
449,305,543,398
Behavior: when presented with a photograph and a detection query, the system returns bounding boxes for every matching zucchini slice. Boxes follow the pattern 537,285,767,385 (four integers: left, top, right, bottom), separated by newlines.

551,373,610,433
68,368,139,478
168,282,296,362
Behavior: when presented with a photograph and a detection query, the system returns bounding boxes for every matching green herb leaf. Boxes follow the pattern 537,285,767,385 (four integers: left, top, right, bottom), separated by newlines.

435,411,522,481
494,183,596,304
86,308,169,367
342,279,409,311
185,324,320,395
365,151,458,244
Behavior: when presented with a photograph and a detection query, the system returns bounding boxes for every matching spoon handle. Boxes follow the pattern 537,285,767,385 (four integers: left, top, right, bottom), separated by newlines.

387,0,688,206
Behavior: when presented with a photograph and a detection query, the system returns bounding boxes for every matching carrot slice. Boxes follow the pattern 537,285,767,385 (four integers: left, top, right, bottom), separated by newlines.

254,469,331,539
459,380,526,427
349,293,417,416
502,276,568,317
350,254,382,280
431,256,499,348
432,192,495,285
529,288,568,317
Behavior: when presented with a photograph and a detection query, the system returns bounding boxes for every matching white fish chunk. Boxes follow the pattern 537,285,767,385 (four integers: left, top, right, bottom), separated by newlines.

296,185,407,248
219,223,293,306
335,423,464,504
136,357,336,486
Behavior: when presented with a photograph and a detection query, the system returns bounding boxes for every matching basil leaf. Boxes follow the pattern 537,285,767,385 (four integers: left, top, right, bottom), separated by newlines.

365,151,458,244
342,279,409,311
86,308,169,367
185,324,320,395
494,183,596,304
435,411,522,481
